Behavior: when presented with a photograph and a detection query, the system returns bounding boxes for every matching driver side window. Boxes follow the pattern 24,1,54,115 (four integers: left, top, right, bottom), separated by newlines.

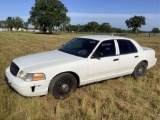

95,40,116,57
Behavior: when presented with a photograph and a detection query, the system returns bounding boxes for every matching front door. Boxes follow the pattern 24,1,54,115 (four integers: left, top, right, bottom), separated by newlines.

88,40,119,81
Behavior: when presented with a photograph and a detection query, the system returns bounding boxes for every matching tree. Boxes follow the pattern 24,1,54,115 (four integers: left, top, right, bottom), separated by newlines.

111,27,124,33
99,22,111,33
0,20,7,28
68,25,78,32
79,25,87,32
6,17,24,31
152,27,160,35
6,17,14,31
23,22,29,31
29,0,69,33
59,17,70,32
125,16,146,34
14,17,23,31
86,21,99,33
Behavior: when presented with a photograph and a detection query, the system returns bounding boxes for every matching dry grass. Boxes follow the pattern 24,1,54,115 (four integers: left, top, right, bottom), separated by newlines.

0,32,160,120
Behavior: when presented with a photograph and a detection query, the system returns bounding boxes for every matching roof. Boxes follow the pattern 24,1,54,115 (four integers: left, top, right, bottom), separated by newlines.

78,35,131,41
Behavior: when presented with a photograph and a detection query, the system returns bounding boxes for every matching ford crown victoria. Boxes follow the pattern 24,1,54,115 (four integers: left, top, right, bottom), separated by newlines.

5,35,157,99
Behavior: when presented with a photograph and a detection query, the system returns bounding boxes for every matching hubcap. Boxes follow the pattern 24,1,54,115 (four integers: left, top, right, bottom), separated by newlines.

138,67,143,75
60,83,70,94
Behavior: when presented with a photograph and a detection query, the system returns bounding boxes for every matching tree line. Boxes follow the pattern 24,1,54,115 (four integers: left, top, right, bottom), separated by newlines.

0,17,29,31
62,22,127,33
0,0,160,34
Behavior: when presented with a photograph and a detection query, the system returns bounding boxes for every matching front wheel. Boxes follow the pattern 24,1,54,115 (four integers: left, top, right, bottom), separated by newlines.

132,61,147,79
49,73,77,99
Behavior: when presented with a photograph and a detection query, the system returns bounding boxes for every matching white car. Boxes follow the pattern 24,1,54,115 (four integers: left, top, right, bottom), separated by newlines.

5,35,157,99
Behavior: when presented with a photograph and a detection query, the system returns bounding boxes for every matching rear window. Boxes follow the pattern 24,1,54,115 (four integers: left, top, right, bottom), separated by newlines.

128,40,138,53
117,40,137,55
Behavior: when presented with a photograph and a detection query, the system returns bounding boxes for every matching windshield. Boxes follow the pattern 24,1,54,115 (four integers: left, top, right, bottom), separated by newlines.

59,38,99,58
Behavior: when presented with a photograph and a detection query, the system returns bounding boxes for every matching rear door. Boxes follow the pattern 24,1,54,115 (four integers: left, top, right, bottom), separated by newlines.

117,39,139,73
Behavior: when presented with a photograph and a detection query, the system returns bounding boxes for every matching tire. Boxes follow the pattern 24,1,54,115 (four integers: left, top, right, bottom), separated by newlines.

132,61,147,79
49,73,77,99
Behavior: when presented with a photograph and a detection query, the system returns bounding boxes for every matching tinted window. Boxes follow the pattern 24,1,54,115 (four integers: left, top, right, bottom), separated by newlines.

117,40,138,55
128,40,138,53
117,40,130,55
95,40,116,57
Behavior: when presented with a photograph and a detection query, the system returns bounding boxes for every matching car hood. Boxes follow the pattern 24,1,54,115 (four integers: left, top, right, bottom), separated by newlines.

13,50,82,69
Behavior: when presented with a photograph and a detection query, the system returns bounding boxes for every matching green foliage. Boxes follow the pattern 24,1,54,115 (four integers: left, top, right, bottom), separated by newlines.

152,27,160,33
59,17,70,32
23,22,29,31
111,27,126,33
66,22,128,33
99,22,111,33
125,16,146,33
67,24,88,32
67,25,78,32
5,17,23,31
14,17,23,31
0,20,7,28
6,17,14,31
86,21,99,32
29,0,69,33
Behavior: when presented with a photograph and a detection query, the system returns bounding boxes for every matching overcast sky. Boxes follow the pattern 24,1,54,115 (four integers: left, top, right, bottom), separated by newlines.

0,0,159,31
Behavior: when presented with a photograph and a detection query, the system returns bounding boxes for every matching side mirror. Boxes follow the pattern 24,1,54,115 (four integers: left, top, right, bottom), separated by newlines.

91,52,103,59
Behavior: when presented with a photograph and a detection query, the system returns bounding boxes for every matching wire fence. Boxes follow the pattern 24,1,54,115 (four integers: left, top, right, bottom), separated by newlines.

68,31,160,37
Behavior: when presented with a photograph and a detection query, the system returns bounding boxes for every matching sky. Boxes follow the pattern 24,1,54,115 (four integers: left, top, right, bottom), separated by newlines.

0,0,159,31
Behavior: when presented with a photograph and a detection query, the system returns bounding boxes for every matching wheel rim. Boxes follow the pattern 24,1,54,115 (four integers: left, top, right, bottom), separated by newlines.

60,83,70,94
137,65,144,76
59,80,72,94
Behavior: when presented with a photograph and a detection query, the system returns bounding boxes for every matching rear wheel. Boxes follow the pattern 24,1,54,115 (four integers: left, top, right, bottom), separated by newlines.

49,73,77,99
132,61,147,79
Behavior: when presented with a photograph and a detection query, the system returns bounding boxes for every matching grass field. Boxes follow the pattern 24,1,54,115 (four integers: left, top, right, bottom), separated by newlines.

0,32,160,120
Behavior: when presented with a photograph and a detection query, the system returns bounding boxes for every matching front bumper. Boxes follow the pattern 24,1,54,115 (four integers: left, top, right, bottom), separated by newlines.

5,67,49,97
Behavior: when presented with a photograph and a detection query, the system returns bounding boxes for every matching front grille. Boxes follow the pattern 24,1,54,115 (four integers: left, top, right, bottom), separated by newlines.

10,62,19,76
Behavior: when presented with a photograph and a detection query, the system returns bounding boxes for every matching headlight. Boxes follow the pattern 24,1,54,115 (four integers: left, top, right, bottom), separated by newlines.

18,71,27,80
18,71,46,82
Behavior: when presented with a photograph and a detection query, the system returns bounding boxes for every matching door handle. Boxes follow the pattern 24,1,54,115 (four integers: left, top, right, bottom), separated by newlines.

135,56,139,58
113,59,119,61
